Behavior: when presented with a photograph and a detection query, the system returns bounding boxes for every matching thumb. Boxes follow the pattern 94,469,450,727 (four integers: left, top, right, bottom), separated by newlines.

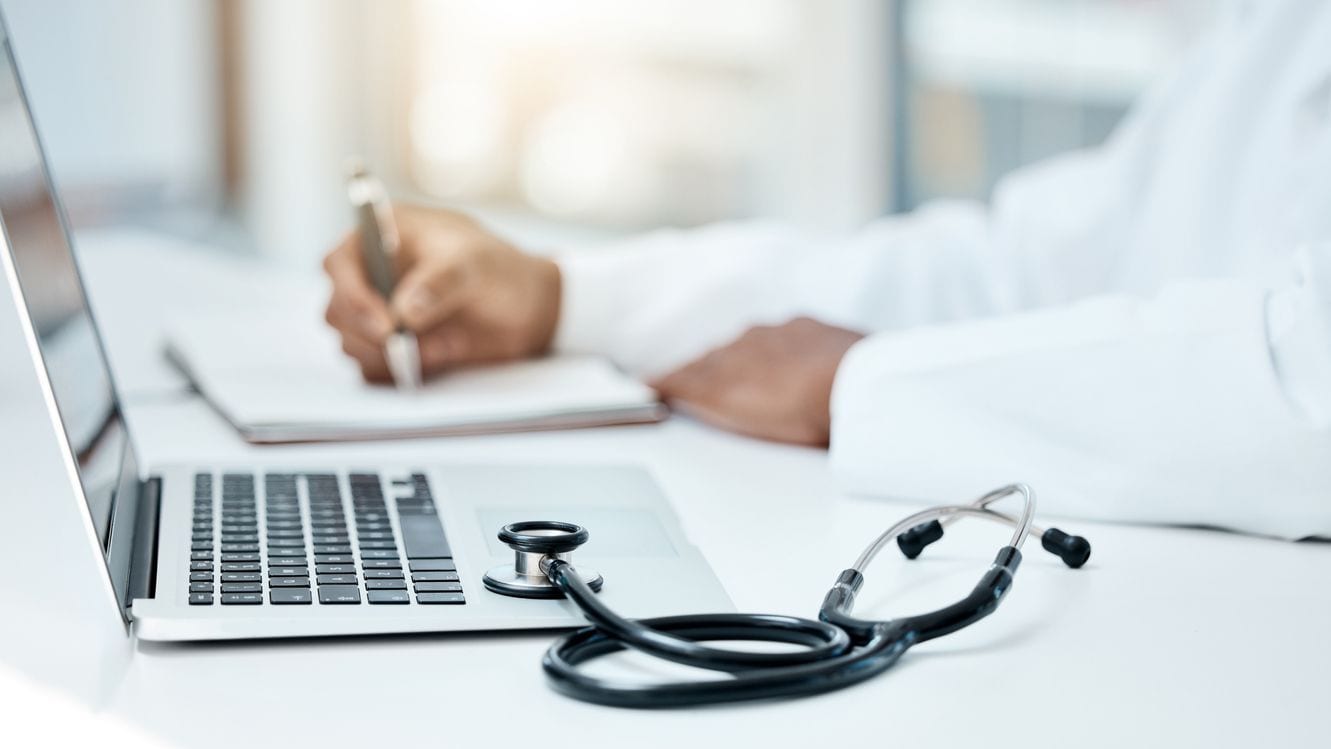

390,257,473,332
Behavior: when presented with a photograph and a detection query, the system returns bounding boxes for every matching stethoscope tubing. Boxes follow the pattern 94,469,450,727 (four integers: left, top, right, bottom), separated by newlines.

541,561,917,708
535,484,1084,708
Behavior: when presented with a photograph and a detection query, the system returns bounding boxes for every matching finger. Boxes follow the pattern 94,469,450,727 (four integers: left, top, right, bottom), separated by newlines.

416,325,466,374
650,352,723,401
415,319,525,372
323,236,395,341
325,287,394,344
326,310,385,358
663,396,756,437
655,366,800,443
390,253,475,333
651,360,756,435
337,332,393,383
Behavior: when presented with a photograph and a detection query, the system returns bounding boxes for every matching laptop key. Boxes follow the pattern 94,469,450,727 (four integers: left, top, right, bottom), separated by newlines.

220,534,259,543
267,538,306,548
221,563,260,572
221,553,260,562
363,569,404,579
416,592,465,605
311,535,350,545
221,524,258,533
221,593,263,605
357,540,398,550
314,554,353,564
414,582,463,593
221,544,258,553
366,579,407,590
189,572,213,582
409,559,456,572
265,529,305,539
411,571,459,583
222,583,262,593
189,582,214,593
269,577,310,587
360,559,401,569
317,574,358,585
190,561,214,571
270,588,312,605
190,551,213,561
314,545,353,555
189,593,214,605
360,550,399,560
367,590,410,605
315,564,355,575
268,549,307,558
268,566,308,577
318,586,361,604
222,573,261,583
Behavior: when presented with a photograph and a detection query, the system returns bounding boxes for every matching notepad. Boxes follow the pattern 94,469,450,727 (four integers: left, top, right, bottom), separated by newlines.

165,314,665,444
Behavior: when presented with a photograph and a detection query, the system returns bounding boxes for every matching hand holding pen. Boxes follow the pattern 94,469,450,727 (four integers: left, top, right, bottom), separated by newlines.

322,175,563,386
344,164,422,390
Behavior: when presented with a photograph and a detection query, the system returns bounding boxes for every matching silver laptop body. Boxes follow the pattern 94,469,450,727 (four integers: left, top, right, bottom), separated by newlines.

0,14,731,642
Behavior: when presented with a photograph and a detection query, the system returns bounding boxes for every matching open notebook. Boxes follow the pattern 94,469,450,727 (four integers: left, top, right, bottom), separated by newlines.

165,314,665,444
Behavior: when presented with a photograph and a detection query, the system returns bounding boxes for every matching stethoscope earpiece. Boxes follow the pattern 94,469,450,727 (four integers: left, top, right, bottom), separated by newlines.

482,521,603,599
898,518,1092,569
1040,528,1092,568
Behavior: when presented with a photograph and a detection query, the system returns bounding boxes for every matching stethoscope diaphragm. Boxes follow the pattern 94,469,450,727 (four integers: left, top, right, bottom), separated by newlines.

482,521,603,599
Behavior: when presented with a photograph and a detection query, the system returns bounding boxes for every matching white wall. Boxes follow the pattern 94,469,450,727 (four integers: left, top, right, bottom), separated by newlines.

1,0,221,218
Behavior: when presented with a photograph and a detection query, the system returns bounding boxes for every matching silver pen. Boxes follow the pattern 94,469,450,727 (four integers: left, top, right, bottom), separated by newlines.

345,162,422,390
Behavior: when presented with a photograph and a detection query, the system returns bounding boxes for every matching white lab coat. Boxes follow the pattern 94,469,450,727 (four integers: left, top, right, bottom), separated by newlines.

552,0,1331,539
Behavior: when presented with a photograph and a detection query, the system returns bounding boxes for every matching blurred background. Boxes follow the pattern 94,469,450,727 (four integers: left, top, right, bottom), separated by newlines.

1,0,1217,268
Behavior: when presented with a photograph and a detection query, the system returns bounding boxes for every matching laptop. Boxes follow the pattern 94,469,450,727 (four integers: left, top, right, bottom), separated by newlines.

0,15,731,642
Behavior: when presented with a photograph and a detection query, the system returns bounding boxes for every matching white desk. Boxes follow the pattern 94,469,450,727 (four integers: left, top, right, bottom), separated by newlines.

1,229,1328,748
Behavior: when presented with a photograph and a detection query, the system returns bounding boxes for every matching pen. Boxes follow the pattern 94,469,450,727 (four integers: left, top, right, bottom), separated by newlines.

345,162,422,390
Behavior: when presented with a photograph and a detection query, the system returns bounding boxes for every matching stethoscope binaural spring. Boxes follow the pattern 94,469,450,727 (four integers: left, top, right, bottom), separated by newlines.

481,483,1091,708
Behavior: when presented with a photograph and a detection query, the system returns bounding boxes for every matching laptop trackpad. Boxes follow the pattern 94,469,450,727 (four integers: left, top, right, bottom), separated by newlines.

476,508,678,559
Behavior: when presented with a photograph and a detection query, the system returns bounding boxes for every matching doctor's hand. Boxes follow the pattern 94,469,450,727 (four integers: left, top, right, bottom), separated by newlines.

651,317,864,447
322,205,561,382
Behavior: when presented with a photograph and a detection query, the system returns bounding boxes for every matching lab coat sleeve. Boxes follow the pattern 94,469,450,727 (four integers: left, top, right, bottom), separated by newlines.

553,221,814,377
828,246,1331,540
553,206,1022,376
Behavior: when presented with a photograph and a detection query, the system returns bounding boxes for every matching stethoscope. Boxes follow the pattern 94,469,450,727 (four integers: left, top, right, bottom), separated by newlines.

482,483,1090,708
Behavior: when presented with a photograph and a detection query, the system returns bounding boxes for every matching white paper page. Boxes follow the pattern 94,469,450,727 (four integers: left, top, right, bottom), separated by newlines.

166,313,658,433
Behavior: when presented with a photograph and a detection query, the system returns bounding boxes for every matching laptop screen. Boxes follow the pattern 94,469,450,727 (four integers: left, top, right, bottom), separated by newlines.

0,17,140,612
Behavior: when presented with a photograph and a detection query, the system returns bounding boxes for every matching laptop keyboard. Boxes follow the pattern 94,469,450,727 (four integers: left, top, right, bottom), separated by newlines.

187,471,465,607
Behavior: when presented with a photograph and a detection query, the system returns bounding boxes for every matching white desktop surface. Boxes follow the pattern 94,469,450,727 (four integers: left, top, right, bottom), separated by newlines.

1,229,1328,748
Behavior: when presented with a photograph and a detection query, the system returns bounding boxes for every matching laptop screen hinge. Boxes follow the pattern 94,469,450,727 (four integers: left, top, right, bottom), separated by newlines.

127,476,162,613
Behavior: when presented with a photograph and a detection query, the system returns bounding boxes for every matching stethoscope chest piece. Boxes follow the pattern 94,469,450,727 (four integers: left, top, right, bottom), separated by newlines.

483,521,604,599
